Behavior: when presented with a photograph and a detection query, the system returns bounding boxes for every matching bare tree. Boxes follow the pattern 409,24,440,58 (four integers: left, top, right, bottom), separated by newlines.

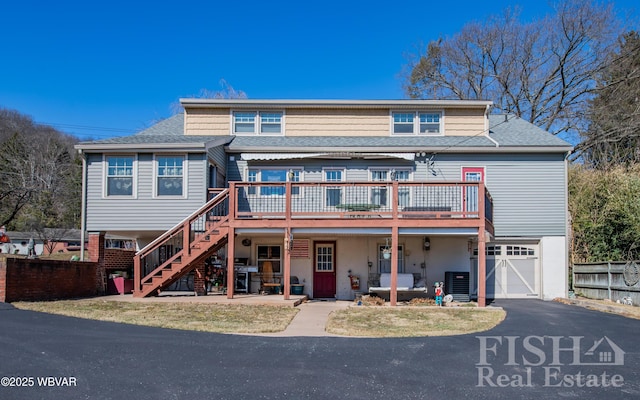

170,79,247,114
0,108,81,229
404,0,622,136
0,133,37,226
575,31,640,168
197,79,247,99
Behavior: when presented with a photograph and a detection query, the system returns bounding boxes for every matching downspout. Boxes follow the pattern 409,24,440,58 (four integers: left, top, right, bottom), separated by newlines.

79,150,87,261
486,135,500,148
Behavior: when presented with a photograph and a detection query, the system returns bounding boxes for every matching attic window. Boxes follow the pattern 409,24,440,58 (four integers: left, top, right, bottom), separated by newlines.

233,111,283,135
392,111,442,135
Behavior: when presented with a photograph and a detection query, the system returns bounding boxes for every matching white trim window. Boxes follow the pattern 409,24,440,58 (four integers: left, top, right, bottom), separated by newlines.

378,244,405,273
257,245,282,274
246,168,303,196
324,169,344,207
394,169,412,207
156,155,185,197
233,111,283,135
369,168,412,207
370,170,389,207
392,111,442,135
392,112,415,134
105,155,135,197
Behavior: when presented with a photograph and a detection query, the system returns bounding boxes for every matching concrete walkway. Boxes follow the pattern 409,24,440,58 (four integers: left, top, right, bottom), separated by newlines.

254,299,352,337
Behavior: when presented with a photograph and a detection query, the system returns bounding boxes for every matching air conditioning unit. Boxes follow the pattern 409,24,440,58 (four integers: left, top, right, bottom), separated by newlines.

445,271,470,302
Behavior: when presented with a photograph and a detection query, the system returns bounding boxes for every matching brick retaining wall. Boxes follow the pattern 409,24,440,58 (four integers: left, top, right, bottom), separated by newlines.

0,257,98,302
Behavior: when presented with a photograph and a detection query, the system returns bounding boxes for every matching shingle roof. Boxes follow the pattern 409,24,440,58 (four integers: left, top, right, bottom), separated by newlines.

136,113,184,136
75,114,233,149
488,114,572,147
227,135,497,150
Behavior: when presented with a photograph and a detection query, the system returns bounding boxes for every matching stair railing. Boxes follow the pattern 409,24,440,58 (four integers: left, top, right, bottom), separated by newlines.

133,189,229,294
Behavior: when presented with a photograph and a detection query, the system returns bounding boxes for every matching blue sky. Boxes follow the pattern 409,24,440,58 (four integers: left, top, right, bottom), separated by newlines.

1,0,638,140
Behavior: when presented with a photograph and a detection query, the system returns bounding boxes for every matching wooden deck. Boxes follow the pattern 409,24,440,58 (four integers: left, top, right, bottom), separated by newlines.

135,182,493,306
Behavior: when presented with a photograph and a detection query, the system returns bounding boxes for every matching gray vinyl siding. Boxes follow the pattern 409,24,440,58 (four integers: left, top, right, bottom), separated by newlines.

208,145,226,176
85,152,208,232
425,153,567,237
227,152,567,237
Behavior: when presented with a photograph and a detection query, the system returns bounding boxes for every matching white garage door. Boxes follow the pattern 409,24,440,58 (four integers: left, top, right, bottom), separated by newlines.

471,243,540,299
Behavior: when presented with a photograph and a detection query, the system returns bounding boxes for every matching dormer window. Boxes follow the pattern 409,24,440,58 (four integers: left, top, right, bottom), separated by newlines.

419,113,441,133
233,111,283,135
392,111,442,135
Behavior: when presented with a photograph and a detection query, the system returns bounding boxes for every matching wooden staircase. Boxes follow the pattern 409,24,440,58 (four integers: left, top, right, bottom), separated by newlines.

133,189,230,298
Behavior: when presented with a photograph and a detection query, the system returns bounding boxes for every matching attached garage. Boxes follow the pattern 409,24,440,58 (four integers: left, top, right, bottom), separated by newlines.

471,243,540,299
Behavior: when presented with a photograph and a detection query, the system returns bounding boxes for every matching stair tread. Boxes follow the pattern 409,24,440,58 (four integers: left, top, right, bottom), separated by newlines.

136,213,229,297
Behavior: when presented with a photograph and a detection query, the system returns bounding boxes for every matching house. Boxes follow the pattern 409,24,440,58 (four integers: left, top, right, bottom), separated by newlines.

75,99,572,306
0,229,88,256
1,231,43,256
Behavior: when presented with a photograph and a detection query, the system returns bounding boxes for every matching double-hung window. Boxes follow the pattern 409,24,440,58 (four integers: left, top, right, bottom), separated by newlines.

370,170,389,207
260,113,282,134
324,169,343,207
393,113,415,134
395,170,411,207
419,113,441,133
156,156,184,196
106,156,134,196
370,168,412,207
233,112,256,133
233,111,283,135
392,111,442,135
378,244,404,273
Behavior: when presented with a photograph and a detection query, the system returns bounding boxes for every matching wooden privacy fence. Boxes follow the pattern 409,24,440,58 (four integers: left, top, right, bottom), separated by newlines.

573,261,640,305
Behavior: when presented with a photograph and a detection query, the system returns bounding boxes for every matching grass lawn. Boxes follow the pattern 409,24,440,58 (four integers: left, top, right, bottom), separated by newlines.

326,307,506,337
13,300,299,334
13,298,505,337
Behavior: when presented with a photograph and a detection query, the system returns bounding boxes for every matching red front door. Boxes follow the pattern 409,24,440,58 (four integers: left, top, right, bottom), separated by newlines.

313,241,336,298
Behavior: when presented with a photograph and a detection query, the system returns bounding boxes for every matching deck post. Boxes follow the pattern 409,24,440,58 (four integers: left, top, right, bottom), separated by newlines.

478,231,486,307
227,226,235,299
133,251,141,295
283,228,291,300
390,226,399,306
478,183,487,307
283,183,292,300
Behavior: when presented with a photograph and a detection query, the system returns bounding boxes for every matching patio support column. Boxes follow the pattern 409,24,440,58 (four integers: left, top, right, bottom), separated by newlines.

283,183,292,300
226,226,235,299
390,226,399,306
477,183,487,308
283,228,291,300
478,230,486,307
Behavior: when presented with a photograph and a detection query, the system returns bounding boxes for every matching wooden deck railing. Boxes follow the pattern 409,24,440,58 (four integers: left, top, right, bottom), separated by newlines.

228,181,493,225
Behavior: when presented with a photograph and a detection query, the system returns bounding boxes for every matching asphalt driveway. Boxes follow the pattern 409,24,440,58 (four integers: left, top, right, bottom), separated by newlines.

0,300,638,399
